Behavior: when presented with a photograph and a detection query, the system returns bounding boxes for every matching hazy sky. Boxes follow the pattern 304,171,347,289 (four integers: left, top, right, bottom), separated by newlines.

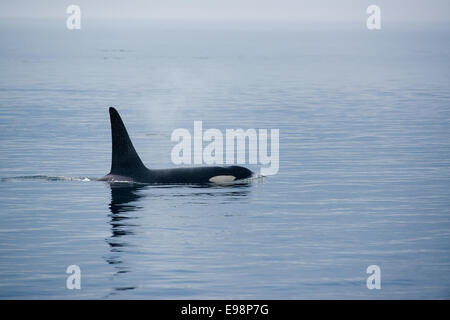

0,0,449,22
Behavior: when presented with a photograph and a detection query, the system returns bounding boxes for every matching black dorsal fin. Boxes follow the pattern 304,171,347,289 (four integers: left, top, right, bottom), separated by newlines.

108,107,147,175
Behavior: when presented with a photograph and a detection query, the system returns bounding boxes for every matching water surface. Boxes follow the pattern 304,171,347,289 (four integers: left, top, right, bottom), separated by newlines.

0,20,449,299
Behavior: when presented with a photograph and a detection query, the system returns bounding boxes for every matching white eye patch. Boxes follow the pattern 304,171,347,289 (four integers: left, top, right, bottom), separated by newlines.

209,175,236,183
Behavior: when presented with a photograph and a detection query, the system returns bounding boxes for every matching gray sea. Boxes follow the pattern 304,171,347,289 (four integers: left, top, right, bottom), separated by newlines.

0,19,449,299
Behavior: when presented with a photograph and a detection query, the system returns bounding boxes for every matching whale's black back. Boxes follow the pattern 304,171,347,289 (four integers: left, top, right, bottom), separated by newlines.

103,107,253,184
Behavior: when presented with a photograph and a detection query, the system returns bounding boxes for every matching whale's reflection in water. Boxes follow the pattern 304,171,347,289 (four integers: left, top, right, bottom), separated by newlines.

104,182,251,297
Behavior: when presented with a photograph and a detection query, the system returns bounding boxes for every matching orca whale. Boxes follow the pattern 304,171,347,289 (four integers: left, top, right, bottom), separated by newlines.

98,107,253,184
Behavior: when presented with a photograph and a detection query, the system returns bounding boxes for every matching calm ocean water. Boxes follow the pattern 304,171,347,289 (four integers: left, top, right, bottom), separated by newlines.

0,20,449,299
